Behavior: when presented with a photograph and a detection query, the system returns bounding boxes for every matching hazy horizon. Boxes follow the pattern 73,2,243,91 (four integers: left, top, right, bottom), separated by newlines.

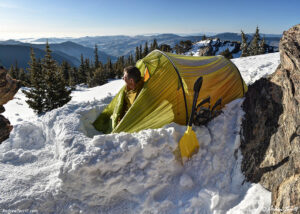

0,31,283,41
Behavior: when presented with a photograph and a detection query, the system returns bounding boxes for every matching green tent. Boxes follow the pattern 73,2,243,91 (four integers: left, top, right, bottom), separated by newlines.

93,50,247,134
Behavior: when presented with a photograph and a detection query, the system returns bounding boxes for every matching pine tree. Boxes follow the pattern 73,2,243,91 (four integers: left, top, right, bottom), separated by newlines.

42,42,71,112
94,44,100,69
78,54,87,84
135,46,140,62
89,67,107,87
249,26,260,56
85,58,93,83
14,61,19,79
61,61,71,83
240,30,249,57
174,44,180,54
143,42,149,57
220,48,233,59
202,34,207,40
23,48,46,114
150,39,158,51
126,54,134,66
8,65,15,79
68,67,78,88
139,45,142,59
259,37,266,54
105,57,115,79
114,56,124,78
18,68,28,85
8,61,19,79
159,44,172,52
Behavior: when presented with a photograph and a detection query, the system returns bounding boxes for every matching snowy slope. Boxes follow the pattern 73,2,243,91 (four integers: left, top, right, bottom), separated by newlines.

0,53,280,213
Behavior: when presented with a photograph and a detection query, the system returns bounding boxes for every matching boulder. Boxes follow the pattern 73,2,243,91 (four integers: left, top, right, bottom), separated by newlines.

241,24,300,213
0,66,20,143
0,66,20,106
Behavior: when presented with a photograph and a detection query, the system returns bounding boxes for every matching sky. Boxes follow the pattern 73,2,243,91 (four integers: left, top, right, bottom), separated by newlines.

0,0,299,40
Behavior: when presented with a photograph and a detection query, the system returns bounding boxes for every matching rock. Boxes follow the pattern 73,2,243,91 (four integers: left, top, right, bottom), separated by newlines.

0,115,13,142
195,38,273,57
241,24,300,212
0,66,20,106
272,174,300,214
198,45,214,56
0,66,20,144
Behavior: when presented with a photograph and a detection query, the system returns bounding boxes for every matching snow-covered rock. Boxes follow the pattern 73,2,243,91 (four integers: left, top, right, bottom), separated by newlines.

186,38,275,59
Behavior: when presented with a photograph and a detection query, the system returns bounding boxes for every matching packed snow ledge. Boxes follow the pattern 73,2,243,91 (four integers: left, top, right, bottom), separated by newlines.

1,53,280,213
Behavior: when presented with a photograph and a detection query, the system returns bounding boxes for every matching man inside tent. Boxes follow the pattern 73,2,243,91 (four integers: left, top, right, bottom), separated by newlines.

117,66,144,123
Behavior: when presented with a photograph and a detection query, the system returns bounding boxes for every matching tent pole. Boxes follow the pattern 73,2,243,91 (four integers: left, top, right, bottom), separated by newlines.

154,50,189,125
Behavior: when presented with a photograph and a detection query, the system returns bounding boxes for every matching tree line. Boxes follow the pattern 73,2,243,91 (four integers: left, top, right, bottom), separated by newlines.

8,30,269,114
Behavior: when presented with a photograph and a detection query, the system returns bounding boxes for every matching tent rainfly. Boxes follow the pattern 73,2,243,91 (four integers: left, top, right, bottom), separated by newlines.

93,50,248,134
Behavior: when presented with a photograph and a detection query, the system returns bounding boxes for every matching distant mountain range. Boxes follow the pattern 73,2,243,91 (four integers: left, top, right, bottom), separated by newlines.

0,32,281,70
0,41,116,70
0,45,80,70
26,33,281,57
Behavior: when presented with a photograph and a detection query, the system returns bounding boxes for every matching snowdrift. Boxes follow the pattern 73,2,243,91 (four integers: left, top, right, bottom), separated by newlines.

0,53,280,213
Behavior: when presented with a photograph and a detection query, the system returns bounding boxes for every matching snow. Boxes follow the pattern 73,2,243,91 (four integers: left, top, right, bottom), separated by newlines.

0,53,280,213
186,39,241,57
232,52,280,85
188,40,212,56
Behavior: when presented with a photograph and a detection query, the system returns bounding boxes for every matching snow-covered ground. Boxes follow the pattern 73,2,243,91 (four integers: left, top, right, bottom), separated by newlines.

1,52,280,213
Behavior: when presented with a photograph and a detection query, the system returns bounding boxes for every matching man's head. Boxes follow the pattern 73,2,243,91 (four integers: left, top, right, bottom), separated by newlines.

123,66,141,90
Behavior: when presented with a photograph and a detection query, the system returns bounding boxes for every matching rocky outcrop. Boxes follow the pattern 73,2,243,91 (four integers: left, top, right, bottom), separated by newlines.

195,38,273,57
198,45,214,56
0,66,20,143
241,24,300,213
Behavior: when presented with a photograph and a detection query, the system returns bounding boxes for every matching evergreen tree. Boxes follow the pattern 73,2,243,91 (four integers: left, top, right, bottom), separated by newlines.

259,37,266,54
8,61,19,79
23,48,46,114
174,44,180,54
143,41,149,57
114,56,124,78
202,34,207,40
18,68,29,85
135,46,140,62
8,65,15,79
181,40,192,52
68,67,78,88
220,48,233,59
14,61,19,79
105,57,115,79
94,44,100,69
126,54,134,66
249,26,260,56
240,30,249,57
159,44,172,52
89,67,108,87
78,54,87,84
42,42,71,112
139,45,142,59
61,61,71,83
85,58,93,84
150,39,158,51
